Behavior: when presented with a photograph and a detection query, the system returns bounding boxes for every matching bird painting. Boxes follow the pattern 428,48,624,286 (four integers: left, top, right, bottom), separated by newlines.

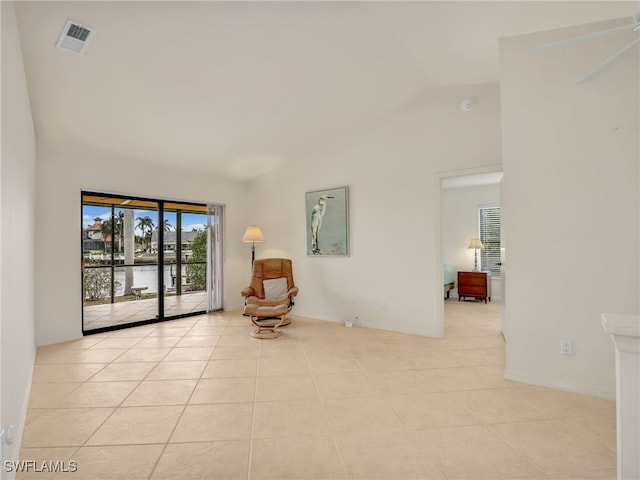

305,187,349,256
310,194,334,254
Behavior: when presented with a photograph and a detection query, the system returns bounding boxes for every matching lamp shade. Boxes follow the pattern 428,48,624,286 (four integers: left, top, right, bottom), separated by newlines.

242,225,264,243
467,238,483,249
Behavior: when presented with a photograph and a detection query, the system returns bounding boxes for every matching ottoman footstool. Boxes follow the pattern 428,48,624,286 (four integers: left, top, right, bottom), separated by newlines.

244,303,289,339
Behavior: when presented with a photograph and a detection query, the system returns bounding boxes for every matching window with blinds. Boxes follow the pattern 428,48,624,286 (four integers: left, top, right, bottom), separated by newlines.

479,205,501,275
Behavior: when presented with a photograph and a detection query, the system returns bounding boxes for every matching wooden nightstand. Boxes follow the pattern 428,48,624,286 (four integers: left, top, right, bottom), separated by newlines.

457,271,491,303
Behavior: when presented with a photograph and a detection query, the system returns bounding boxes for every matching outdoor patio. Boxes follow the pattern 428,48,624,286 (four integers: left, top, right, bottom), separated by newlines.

83,291,207,331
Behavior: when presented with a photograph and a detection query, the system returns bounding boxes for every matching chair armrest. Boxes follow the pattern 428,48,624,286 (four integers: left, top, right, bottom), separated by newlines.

241,287,255,297
288,286,299,297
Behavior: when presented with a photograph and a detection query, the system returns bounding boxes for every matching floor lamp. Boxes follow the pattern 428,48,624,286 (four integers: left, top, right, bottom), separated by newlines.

242,225,264,316
242,225,264,272
468,238,483,272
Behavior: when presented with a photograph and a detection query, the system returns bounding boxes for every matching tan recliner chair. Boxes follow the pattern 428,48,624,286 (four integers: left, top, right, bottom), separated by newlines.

241,258,299,338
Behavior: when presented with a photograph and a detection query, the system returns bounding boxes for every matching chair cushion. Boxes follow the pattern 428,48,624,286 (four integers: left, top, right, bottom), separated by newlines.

244,303,288,318
263,278,288,299
246,296,288,307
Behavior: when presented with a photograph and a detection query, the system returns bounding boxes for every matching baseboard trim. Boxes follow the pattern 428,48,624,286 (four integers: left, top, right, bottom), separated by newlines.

504,368,615,400
3,349,36,480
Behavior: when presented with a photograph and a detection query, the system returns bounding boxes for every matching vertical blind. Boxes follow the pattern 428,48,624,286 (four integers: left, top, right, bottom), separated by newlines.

479,205,501,275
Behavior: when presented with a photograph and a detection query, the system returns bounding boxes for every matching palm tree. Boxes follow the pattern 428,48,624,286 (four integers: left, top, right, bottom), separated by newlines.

162,219,174,232
160,220,174,254
136,216,155,251
99,218,111,252
115,211,125,252
150,219,175,253
101,212,125,253
150,220,174,253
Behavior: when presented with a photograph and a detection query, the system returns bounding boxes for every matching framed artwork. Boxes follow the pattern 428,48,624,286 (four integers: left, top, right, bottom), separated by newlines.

305,186,349,256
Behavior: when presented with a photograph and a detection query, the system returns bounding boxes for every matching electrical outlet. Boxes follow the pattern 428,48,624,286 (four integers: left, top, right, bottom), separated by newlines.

560,340,573,355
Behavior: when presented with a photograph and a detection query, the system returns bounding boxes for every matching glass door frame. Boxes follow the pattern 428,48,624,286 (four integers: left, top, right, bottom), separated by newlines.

81,191,222,335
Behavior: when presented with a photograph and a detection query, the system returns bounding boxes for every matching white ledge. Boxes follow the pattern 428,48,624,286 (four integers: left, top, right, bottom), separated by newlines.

602,314,640,354
602,314,640,337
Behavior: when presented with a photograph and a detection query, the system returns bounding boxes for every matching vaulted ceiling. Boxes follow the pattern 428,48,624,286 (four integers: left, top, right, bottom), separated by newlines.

13,1,637,180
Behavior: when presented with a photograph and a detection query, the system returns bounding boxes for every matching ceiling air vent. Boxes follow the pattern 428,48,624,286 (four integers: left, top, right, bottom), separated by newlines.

56,20,96,55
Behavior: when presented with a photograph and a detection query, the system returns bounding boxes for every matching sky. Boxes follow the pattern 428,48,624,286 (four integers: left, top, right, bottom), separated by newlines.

82,205,207,234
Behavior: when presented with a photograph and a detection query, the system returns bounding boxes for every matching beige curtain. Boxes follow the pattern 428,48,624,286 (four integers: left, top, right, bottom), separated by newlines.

206,204,224,312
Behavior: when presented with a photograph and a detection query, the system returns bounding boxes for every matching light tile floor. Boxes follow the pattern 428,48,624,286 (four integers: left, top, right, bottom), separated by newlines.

18,300,616,479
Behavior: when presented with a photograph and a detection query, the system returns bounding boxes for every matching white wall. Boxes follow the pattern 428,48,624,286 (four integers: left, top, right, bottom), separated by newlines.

441,183,501,299
1,1,37,471
35,147,250,346
247,83,503,336
500,18,639,399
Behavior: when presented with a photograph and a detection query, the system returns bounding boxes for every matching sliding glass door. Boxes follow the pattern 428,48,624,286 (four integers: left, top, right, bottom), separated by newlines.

162,202,209,318
82,192,223,334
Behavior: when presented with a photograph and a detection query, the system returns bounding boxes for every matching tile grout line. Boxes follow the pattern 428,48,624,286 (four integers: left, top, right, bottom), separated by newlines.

246,319,263,480
299,325,351,480
72,324,159,465
145,312,224,480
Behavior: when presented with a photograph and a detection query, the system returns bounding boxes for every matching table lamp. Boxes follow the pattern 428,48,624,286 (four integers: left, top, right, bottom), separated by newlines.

467,238,483,272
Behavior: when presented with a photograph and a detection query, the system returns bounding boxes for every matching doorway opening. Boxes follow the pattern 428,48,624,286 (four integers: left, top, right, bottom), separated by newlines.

438,168,504,338
81,191,224,334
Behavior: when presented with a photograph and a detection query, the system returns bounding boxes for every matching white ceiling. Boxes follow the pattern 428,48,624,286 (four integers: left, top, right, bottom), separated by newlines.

13,1,638,180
